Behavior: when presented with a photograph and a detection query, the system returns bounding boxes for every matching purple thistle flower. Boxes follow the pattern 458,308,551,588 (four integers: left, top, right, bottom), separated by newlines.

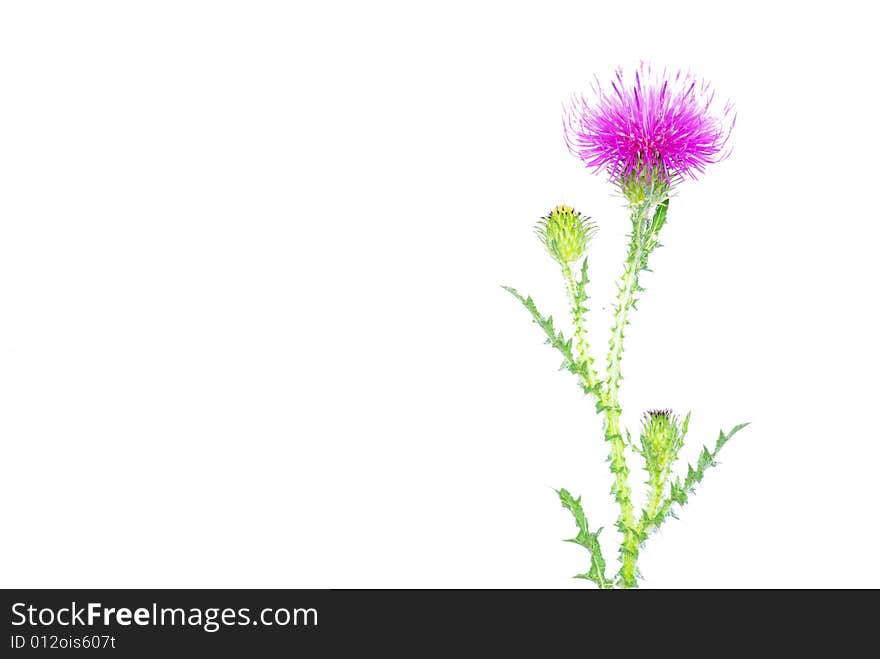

564,64,735,184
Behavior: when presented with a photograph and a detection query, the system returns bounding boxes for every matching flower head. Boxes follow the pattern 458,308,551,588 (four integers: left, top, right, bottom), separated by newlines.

640,409,685,472
535,204,596,264
564,64,734,185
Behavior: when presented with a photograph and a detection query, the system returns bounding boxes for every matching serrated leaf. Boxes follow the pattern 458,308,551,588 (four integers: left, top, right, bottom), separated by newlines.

650,198,669,233
697,447,714,473
503,285,602,400
557,488,610,589
641,422,750,536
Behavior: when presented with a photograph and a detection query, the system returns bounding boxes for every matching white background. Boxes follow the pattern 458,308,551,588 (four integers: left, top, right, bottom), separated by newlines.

1,1,878,588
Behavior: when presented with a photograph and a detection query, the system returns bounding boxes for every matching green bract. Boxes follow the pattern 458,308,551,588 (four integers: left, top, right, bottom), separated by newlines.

535,205,596,265
639,410,685,476
638,410,687,528
620,168,670,207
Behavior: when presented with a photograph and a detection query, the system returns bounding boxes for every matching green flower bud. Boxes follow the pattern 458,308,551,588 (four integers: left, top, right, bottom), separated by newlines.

535,205,596,264
639,409,684,476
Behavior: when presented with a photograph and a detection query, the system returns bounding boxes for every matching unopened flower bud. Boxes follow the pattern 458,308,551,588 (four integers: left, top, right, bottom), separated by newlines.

639,409,684,473
534,205,596,264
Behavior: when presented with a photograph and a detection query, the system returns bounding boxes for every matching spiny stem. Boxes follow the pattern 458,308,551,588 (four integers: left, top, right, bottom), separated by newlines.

604,201,652,588
643,469,669,526
605,412,639,587
606,205,648,411
635,470,669,561
561,261,600,396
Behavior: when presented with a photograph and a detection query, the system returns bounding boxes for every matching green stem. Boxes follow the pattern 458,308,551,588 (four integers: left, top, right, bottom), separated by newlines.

643,468,669,526
606,207,647,413
561,262,600,396
604,409,638,587
604,201,651,588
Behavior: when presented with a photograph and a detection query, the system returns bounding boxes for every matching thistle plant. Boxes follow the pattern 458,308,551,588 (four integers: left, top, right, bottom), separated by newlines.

504,64,748,588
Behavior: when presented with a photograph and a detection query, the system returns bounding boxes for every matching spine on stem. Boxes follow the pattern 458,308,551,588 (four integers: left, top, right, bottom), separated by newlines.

603,196,664,588
562,258,600,397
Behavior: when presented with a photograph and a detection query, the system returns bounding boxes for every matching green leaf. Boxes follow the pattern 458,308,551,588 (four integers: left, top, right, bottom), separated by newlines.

642,422,750,535
716,422,749,450
576,255,590,308
502,285,601,398
650,197,669,234
557,488,610,589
